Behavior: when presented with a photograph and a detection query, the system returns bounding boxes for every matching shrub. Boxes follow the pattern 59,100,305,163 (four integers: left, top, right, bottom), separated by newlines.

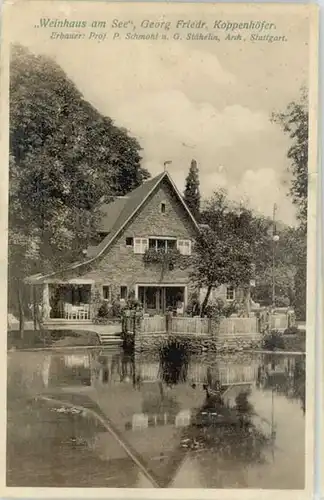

262,330,285,351
275,296,290,308
97,301,111,318
284,326,299,335
143,248,181,265
204,298,238,320
112,301,122,317
126,295,142,310
186,292,201,316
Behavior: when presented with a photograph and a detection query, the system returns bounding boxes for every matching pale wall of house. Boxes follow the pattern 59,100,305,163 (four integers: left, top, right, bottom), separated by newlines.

199,285,227,304
68,179,198,300
199,285,245,304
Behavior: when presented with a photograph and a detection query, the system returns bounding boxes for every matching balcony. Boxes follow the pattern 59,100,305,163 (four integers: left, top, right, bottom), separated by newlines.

143,247,181,265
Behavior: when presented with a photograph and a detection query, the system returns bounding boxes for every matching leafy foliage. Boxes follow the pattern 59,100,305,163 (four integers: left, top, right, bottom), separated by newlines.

197,188,306,313
262,330,285,351
184,159,201,220
143,248,181,264
271,87,308,227
9,45,150,325
10,45,149,268
272,88,308,319
204,298,238,320
194,190,270,314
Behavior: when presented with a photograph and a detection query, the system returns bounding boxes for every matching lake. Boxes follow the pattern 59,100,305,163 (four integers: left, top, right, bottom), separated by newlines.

7,347,305,489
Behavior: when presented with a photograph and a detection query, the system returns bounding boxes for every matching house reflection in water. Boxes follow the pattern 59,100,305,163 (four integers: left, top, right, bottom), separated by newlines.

42,347,265,391
136,356,260,387
43,353,92,387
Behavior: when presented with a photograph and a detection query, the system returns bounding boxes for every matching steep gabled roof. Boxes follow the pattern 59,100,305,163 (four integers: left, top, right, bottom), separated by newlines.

98,197,129,233
25,171,200,283
87,173,167,258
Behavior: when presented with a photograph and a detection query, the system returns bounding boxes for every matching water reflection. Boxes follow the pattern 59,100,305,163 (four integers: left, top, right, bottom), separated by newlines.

257,354,306,414
159,341,189,386
7,347,305,489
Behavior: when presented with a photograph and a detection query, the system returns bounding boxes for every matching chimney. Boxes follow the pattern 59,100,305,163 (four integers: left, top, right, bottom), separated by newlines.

164,160,172,171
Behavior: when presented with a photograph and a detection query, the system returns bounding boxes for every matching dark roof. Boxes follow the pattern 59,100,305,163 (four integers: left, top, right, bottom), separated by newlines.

98,197,129,233
25,171,200,283
87,173,166,258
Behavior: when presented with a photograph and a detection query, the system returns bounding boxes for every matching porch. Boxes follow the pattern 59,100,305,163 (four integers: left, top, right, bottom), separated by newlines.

136,284,187,316
42,280,94,322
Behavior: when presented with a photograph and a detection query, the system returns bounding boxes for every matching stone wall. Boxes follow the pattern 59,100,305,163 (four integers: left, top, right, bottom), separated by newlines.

135,314,262,353
135,332,262,354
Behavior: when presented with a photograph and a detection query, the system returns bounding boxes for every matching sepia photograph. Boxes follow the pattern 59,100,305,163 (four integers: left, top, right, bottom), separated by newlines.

1,1,318,496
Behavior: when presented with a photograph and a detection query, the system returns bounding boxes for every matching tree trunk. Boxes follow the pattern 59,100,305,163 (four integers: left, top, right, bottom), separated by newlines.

201,285,213,317
243,286,251,317
32,286,37,331
17,282,25,339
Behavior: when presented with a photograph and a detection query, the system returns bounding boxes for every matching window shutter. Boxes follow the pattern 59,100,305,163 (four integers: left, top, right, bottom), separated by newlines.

177,239,191,256
134,238,148,254
141,238,149,253
134,238,141,254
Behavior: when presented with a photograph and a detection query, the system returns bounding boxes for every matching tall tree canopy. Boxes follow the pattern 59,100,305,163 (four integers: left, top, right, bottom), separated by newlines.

272,88,308,320
272,87,308,228
193,191,299,313
193,191,272,315
9,44,150,324
184,159,200,220
10,44,149,269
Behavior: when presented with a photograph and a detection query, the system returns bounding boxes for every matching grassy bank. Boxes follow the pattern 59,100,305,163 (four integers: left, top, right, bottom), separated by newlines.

8,329,100,350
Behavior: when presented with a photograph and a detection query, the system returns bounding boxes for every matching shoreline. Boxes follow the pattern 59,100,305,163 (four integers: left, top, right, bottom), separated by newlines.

7,345,305,355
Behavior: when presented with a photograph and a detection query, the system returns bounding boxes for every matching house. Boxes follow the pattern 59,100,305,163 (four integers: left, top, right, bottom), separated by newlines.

25,171,199,324
25,170,246,325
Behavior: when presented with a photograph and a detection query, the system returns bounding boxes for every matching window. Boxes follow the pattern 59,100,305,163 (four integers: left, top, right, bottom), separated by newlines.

161,203,166,214
102,285,110,301
126,237,133,247
120,286,128,299
134,238,149,254
149,238,176,252
226,286,235,301
177,239,191,256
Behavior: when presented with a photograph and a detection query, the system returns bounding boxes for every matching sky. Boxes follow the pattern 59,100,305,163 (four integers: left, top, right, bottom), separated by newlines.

6,2,312,226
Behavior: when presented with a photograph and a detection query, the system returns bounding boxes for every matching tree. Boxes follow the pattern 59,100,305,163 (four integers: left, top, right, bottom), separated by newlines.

184,159,200,220
252,225,301,308
196,190,302,314
192,229,254,316
193,190,269,316
9,45,150,331
272,87,308,227
287,225,307,320
272,88,308,320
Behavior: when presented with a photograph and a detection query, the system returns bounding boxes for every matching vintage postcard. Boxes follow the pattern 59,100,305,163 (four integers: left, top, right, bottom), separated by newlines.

0,1,319,498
